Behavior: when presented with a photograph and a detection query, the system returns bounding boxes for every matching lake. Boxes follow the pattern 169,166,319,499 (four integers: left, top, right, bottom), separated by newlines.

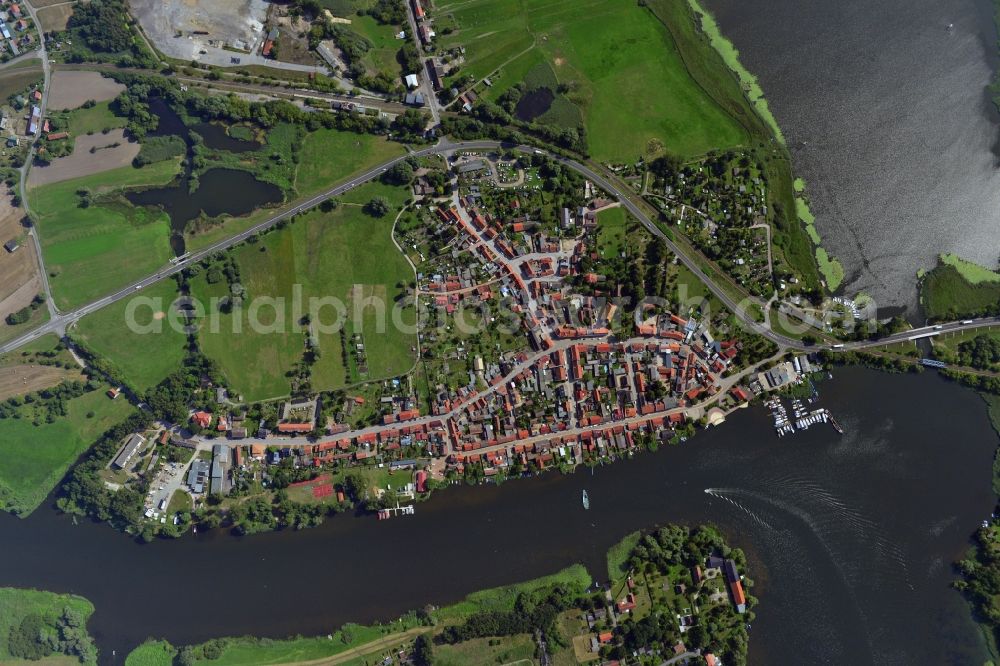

0,367,993,665
137,98,281,256
704,0,1000,316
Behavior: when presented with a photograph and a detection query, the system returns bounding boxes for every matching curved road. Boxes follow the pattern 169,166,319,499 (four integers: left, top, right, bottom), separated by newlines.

0,139,991,355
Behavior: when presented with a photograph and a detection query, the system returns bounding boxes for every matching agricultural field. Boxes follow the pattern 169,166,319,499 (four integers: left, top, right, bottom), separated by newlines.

0,334,82,401
0,195,44,344
194,182,415,402
0,386,134,515
435,0,748,161
72,279,187,393
0,588,95,664
46,71,125,112
294,127,407,197
36,3,74,32
28,159,181,310
0,60,43,101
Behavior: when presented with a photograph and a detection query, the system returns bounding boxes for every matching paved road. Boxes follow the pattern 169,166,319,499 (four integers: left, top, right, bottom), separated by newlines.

2,138,993,355
402,0,441,125
16,1,56,323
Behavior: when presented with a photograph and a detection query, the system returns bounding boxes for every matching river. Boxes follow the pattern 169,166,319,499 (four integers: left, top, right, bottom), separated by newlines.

0,367,993,664
704,0,1000,316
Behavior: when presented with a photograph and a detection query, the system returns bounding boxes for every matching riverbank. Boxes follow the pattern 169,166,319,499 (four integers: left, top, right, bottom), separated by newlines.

0,366,990,665
123,524,752,666
0,587,97,664
645,0,822,292
919,254,1000,321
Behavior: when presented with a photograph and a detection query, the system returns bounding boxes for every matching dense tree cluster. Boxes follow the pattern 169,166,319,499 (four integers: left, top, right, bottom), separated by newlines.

144,353,224,424
0,379,94,425
5,293,45,325
61,0,154,66
7,606,96,664
955,334,1000,370
66,0,134,53
955,525,1000,646
381,159,415,186
365,0,406,24
411,634,434,666
611,525,752,666
58,411,155,533
941,369,1000,396
438,585,578,644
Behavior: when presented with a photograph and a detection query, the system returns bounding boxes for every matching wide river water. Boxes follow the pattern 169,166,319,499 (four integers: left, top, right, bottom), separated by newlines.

0,367,995,665
705,0,1000,315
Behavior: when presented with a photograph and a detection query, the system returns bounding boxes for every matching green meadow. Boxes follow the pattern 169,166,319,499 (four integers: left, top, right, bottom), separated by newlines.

0,387,134,516
29,159,182,310
596,206,627,257
294,127,407,197
435,0,748,161
72,279,188,393
194,183,415,402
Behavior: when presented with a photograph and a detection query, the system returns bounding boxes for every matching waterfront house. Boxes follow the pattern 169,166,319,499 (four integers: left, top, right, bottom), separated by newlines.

113,433,145,470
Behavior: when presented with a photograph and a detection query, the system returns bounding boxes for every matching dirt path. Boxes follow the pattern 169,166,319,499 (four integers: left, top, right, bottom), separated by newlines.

285,627,427,666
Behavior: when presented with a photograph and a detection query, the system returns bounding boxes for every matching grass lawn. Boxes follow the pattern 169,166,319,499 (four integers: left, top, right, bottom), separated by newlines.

125,640,177,666
351,14,403,77
65,100,127,136
294,128,406,197
685,0,783,143
606,530,641,581
194,183,415,402
815,247,844,291
167,488,193,514
0,387,135,515
0,588,95,663
0,304,49,346
435,635,536,666
150,621,427,666
940,253,1000,284
436,564,591,625
29,159,182,310
436,0,747,161
0,333,66,365
596,207,626,258
72,279,186,393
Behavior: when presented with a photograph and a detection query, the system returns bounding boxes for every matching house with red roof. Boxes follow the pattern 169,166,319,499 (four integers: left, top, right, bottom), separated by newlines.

191,411,212,428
